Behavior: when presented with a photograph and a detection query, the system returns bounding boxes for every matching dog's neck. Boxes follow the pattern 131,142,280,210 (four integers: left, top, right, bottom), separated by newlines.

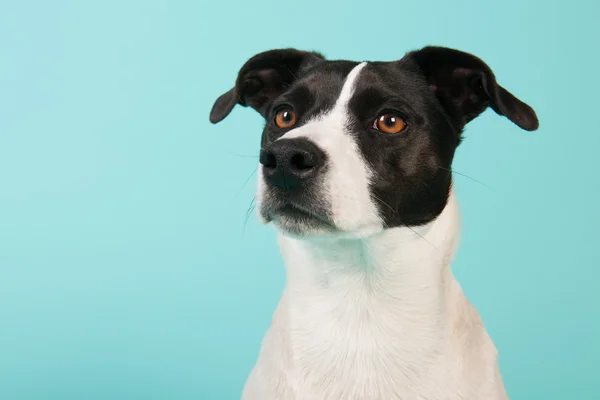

279,190,459,305
273,191,462,379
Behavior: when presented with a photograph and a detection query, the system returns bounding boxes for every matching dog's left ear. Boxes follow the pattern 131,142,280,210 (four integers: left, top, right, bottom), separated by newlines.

405,46,539,131
209,48,325,124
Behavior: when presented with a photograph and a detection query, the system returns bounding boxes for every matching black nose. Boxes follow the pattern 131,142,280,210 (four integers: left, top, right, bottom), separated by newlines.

259,138,326,190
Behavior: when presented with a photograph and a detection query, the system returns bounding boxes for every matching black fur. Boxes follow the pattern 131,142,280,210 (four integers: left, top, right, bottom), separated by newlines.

210,47,538,229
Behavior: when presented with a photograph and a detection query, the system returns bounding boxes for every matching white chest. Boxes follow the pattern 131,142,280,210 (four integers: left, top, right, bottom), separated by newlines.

284,289,448,399
244,284,504,400
241,194,507,400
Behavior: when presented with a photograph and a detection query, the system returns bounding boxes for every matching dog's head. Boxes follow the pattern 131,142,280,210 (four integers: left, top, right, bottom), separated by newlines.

210,47,538,238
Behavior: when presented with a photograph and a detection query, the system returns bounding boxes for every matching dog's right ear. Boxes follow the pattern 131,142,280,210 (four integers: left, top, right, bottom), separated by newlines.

209,49,325,124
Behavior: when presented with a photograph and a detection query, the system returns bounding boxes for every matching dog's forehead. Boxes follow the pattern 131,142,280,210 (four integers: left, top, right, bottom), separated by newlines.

287,60,414,110
292,61,360,105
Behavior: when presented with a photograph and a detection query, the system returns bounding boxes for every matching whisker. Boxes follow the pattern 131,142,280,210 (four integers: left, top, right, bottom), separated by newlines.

371,193,440,253
228,152,259,158
439,167,491,189
286,68,299,80
405,225,440,253
371,193,395,213
242,196,257,236
233,168,258,201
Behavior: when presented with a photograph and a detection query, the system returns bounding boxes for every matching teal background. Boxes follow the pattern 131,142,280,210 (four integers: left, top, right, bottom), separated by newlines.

1,0,598,399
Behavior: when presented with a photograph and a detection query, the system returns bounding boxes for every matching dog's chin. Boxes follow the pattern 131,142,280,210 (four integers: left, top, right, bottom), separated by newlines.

261,206,385,240
260,205,336,239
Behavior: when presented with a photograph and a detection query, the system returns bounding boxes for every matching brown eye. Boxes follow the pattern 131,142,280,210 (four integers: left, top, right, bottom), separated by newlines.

275,109,297,129
373,113,406,134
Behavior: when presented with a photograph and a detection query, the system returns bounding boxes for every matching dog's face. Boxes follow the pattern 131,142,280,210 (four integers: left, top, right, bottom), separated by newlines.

210,47,538,238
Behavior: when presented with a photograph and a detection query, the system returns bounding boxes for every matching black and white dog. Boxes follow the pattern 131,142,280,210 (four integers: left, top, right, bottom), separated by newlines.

210,46,538,400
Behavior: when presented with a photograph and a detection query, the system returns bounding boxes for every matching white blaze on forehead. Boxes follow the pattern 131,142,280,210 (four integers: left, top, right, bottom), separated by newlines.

276,62,384,236
334,62,367,111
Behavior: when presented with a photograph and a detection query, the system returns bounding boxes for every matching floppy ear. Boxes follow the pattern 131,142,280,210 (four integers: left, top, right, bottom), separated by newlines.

209,49,325,124
406,46,539,131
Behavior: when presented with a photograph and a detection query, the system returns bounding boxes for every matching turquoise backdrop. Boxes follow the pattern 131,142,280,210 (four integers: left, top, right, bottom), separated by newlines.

1,0,598,399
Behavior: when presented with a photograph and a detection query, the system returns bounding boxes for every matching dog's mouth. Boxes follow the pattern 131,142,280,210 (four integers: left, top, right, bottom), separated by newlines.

262,201,335,235
279,203,330,223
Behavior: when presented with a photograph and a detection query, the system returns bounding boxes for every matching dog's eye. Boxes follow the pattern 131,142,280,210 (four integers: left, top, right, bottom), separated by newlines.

373,113,406,134
274,108,297,129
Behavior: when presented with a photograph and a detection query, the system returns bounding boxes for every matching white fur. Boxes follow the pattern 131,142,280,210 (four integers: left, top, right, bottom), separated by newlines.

246,64,508,399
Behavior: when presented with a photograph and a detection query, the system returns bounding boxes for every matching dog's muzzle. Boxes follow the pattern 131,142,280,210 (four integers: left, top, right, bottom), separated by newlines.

258,138,333,234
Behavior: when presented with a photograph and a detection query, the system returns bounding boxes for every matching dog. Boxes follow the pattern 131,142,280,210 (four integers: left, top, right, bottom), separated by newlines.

209,46,538,400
